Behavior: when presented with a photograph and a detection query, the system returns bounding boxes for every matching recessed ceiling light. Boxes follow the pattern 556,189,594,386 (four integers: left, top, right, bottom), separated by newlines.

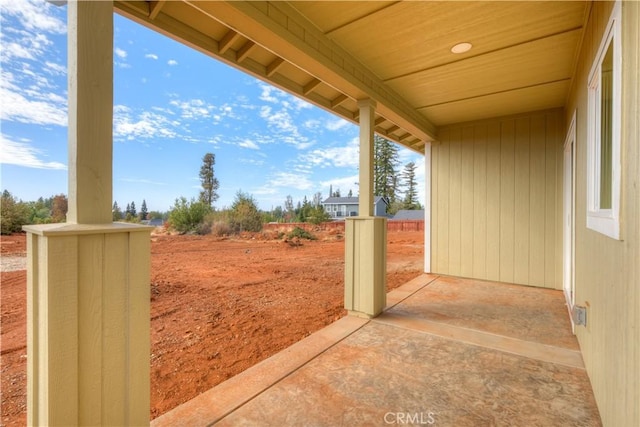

451,42,472,54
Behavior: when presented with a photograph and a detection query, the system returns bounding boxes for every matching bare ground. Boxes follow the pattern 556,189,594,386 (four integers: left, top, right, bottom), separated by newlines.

1,228,423,425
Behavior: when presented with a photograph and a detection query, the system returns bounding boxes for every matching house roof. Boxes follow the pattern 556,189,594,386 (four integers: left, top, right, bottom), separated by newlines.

391,210,425,221
114,1,589,154
322,196,386,205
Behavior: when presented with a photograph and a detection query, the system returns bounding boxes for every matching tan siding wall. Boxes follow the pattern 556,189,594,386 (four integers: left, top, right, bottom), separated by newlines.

431,109,563,289
566,1,640,426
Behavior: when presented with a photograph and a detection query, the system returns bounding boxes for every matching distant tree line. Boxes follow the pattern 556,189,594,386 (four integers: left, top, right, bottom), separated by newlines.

165,153,331,235
1,190,68,234
112,199,158,223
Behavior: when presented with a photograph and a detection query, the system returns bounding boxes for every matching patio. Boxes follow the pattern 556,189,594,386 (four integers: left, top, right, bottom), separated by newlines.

152,274,601,426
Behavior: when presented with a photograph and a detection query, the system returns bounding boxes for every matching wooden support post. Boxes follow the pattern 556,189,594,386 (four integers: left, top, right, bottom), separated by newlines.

357,99,376,216
25,2,152,425
344,99,386,318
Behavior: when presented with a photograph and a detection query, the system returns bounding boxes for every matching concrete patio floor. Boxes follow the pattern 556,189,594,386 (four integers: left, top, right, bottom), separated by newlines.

152,274,602,426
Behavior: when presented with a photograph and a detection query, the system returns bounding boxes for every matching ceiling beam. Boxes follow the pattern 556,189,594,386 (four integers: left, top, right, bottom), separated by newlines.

386,125,400,134
330,94,348,109
186,1,437,142
374,116,387,126
219,29,240,55
148,0,165,20
266,57,285,77
303,78,321,95
236,40,256,63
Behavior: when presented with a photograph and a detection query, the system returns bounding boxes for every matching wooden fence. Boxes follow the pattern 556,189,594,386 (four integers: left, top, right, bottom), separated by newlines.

263,220,423,233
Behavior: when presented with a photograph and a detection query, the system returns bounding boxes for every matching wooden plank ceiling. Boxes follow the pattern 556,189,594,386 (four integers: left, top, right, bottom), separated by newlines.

114,1,590,154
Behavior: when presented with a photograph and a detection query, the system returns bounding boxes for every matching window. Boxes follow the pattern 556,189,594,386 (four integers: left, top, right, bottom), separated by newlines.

586,1,621,239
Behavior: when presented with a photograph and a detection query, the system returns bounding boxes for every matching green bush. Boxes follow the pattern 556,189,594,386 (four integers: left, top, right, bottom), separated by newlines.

229,191,262,233
168,196,211,234
1,190,30,235
287,226,316,240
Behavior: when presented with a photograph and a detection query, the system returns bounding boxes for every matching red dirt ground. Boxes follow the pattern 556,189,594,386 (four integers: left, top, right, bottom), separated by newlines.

1,228,423,425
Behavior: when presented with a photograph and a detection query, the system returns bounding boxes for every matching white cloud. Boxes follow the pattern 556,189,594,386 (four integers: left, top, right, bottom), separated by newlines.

44,61,65,75
259,85,279,103
114,47,127,59
113,105,179,141
167,59,178,66
300,137,359,169
169,98,211,120
326,118,350,131
303,119,321,130
0,30,54,63
0,71,67,126
1,41,35,60
268,172,313,191
259,105,313,149
238,139,259,150
0,0,66,34
145,53,158,60
319,174,359,196
0,134,66,170
291,96,312,110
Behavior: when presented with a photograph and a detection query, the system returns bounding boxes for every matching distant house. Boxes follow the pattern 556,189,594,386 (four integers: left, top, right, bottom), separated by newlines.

391,210,425,220
321,196,388,219
142,218,164,227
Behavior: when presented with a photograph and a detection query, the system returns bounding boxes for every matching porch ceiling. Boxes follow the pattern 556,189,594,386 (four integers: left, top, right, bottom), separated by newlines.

114,1,590,154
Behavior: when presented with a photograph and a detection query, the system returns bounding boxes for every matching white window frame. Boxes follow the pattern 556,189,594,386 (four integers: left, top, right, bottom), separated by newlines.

586,0,622,240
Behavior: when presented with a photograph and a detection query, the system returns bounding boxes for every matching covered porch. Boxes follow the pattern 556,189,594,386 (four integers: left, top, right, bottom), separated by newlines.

152,275,600,426
23,0,639,425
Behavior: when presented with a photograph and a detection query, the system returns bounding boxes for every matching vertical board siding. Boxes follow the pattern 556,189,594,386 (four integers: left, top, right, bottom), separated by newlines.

485,123,502,281
449,128,462,276
432,109,563,288
436,137,450,273
472,125,488,279
566,2,640,426
529,115,547,287
499,120,516,284
460,126,475,278
514,118,531,285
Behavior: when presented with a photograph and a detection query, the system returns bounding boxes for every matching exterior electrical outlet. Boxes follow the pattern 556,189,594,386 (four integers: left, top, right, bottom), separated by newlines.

573,305,587,327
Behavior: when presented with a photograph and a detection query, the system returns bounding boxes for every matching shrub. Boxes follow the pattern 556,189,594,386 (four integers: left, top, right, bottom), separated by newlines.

229,191,262,233
168,196,211,234
287,226,316,240
211,221,232,236
1,190,30,235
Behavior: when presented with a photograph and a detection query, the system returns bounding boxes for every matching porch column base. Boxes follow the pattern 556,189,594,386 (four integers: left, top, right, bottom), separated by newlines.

24,222,152,426
344,217,387,318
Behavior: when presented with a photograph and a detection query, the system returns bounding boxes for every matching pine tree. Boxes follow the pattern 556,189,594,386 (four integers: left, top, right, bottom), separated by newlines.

125,203,131,216
112,201,122,221
140,199,148,220
130,201,137,217
374,135,400,203
284,195,294,222
402,162,419,209
199,153,219,208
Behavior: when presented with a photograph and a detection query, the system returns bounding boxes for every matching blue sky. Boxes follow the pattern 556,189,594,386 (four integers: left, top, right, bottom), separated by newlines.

0,0,424,212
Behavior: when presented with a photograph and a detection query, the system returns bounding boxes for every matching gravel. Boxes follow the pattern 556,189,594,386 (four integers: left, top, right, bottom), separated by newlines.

1,255,27,272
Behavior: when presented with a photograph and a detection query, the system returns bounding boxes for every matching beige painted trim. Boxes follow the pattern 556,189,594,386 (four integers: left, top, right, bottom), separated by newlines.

67,1,114,224
358,99,376,216
424,142,432,273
